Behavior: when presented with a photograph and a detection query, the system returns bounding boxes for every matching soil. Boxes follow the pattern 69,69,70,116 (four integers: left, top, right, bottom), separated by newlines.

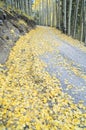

0,9,36,64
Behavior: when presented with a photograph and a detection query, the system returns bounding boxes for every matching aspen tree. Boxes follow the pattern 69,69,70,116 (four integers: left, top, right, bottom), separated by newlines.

68,0,73,35
73,0,80,38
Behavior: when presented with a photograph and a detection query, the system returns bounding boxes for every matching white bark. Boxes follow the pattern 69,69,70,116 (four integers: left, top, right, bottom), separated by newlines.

63,0,67,33
68,0,73,35
84,0,86,45
73,0,80,38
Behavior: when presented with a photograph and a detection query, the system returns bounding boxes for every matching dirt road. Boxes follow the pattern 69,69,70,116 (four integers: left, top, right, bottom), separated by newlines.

0,26,86,129
39,26,86,105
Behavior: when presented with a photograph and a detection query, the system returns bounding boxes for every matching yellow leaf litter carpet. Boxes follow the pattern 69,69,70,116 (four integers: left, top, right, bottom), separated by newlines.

0,27,86,130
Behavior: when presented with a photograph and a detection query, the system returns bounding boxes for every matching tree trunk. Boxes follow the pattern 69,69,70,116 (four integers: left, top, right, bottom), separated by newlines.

50,0,52,26
73,0,80,38
29,0,32,16
42,0,44,25
80,0,84,42
24,0,27,14
56,0,57,27
46,0,48,26
51,0,54,27
48,0,51,26
58,0,61,29
10,0,13,8
83,0,86,45
39,1,41,25
63,0,67,33
28,0,30,15
68,0,73,35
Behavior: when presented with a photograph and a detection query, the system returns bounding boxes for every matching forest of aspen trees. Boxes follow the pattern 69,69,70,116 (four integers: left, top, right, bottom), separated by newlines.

0,1,86,129
0,0,86,44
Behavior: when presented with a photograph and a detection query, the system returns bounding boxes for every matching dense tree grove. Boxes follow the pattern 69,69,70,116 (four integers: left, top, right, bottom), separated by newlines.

0,0,86,44
33,0,86,44
0,0,32,16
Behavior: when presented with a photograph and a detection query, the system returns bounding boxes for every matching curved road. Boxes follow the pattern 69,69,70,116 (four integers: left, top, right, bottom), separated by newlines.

38,26,86,105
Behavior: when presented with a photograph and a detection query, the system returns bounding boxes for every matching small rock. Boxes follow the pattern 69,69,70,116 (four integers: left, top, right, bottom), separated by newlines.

5,36,9,40
0,20,3,25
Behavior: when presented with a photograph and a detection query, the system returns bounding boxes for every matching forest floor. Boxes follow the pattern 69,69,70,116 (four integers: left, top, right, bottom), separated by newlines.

0,26,86,130
0,9,35,64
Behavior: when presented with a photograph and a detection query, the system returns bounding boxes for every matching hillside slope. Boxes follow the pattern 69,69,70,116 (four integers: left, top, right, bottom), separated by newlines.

0,8,36,64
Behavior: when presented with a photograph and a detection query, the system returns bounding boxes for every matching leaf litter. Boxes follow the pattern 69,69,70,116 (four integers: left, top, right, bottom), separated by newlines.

0,27,86,130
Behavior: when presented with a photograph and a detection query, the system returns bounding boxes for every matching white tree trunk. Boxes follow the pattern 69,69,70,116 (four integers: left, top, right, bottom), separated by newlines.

58,0,61,29
73,0,80,38
63,0,67,33
80,0,84,42
84,0,86,45
68,0,73,35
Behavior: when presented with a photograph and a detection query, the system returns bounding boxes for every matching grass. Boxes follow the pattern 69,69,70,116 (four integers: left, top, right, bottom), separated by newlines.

18,19,28,27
